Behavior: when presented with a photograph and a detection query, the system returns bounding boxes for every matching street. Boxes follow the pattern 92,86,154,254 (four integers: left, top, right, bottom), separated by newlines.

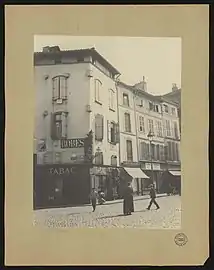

33,195,181,229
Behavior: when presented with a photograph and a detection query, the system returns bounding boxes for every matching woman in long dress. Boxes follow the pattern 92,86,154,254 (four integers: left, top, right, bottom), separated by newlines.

123,183,134,215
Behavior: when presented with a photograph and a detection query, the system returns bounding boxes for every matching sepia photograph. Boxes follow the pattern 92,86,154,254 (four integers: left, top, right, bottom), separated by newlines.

33,36,182,229
5,5,209,265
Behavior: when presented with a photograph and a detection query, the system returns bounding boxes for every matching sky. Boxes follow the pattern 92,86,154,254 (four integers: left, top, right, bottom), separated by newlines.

34,35,181,95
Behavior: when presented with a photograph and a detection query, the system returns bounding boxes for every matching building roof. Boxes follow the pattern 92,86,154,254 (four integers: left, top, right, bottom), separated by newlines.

118,81,179,106
34,47,121,76
161,88,181,105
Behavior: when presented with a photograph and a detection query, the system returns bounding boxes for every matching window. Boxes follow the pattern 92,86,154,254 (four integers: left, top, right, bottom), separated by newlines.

51,112,68,140
123,93,129,106
111,155,117,166
139,99,144,107
150,144,156,160
95,79,102,104
52,75,68,101
156,121,163,137
126,140,133,161
124,113,131,132
167,141,173,160
159,145,165,161
163,104,169,113
95,152,103,165
165,120,171,137
148,119,154,133
156,144,160,160
149,102,154,111
164,144,169,160
154,105,160,113
139,142,150,160
172,142,176,161
139,116,145,133
171,107,176,115
109,89,115,111
174,121,179,138
95,114,104,141
176,143,180,161
108,121,119,144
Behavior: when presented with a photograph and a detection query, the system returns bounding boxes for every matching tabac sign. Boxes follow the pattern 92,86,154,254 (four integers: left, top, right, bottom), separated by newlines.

61,138,85,149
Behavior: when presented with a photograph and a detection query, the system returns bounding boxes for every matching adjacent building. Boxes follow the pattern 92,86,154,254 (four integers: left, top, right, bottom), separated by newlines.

34,46,181,209
116,78,181,195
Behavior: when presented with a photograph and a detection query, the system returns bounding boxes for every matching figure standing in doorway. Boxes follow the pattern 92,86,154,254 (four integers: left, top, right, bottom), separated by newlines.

147,184,160,210
90,188,98,212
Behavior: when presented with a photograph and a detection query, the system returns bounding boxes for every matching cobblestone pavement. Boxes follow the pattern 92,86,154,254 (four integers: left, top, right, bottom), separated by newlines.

33,195,181,229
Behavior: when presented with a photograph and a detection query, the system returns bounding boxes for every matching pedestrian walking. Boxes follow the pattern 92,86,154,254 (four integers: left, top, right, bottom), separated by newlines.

90,188,98,212
147,184,160,210
123,183,134,215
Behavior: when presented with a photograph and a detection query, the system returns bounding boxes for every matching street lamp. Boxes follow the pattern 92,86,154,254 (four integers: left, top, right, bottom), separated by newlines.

147,130,155,187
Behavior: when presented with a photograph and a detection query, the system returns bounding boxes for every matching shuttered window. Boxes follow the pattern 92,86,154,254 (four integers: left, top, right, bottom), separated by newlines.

140,142,150,160
107,121,120,144
50,112,67,140
124,113,131,132
95,114,104,141
52,75,68,101
126,140,133,161
95,152,103,165
139,116,145,133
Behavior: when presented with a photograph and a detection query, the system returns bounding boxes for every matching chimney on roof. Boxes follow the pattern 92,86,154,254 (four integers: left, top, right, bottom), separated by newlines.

133,76,147,92
172,83,179,92
42,46,61,53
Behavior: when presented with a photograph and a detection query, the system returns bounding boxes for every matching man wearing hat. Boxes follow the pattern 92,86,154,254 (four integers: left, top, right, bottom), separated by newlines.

147,184,160,210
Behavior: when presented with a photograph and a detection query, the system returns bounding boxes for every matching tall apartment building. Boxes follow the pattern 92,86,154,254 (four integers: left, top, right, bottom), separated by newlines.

34,46,181,208
34,46,121,207
117,78,181,194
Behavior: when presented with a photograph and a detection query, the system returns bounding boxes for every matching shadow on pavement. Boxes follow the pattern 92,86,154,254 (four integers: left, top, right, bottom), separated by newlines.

98,214,125,219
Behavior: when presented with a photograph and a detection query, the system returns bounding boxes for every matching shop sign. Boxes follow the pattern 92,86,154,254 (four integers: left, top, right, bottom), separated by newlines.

61,138,85,149
48,167,74,175
145,163,151,170
144,163,160,170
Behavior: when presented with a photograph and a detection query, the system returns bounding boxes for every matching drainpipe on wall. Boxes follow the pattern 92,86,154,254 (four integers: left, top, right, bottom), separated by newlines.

115,74,121,167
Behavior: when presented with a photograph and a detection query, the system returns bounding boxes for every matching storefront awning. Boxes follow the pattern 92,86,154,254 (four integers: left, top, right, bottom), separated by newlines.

124,167,149,179
169,170,181,176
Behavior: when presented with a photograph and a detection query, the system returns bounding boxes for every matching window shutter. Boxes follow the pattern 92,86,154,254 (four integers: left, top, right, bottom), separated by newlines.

61,112,67,138
107,120,111,142
95,114,103,141
60,77,66,99
115,123,120,143
100,115,104,140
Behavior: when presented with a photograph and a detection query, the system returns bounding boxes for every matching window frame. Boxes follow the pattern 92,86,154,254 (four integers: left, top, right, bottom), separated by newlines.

123,93,130,107
52,75,68,101
126,140,133,162
139,115,145,133
148,119,154,133
95,79,102,104
95,114,104,141
109,88,115,111
124,112,131,133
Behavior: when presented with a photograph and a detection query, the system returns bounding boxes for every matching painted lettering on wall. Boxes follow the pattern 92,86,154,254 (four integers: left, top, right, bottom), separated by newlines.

49,167,73,175
61,138,85,149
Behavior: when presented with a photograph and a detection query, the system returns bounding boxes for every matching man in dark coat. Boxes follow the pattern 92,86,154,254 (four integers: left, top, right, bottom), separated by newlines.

147,184,160,210
123,183,134,215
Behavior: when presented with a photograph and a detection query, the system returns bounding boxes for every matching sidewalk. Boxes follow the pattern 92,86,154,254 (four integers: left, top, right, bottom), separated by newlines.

102,193,168,206
34,193,169,212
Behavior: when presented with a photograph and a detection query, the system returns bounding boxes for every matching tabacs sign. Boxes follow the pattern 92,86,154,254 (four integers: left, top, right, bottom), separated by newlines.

61,138,85,149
